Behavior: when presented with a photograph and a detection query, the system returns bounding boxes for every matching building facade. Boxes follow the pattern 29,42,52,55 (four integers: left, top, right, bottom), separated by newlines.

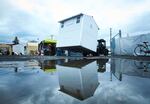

0,44,13,55
25,41,38,55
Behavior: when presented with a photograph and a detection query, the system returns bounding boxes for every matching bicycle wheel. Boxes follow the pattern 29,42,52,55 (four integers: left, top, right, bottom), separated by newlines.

134,45,147,56
134,61,144,69
146,45,150,55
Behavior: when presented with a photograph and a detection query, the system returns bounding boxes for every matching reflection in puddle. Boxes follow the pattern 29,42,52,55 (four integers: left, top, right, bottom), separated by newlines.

0,58,150,104
111,59,150,81
0,60,41,75
97,59,109,73
39,59,67,74
57,59,99,100
40,60,57,74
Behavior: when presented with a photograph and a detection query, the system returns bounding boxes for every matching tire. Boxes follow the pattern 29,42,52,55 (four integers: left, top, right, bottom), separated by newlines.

134,45,147,56
83,52,88,57
146,45,150,55
104,49,109,56
134,61,144,69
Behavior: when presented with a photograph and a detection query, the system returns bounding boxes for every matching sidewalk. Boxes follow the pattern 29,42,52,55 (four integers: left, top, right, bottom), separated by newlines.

0,55,150,61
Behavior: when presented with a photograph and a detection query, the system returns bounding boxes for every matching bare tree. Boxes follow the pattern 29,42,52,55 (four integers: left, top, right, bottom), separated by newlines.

13,36,19,44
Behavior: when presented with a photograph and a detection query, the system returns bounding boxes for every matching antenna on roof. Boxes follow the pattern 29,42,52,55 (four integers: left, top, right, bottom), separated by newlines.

50,35,54,40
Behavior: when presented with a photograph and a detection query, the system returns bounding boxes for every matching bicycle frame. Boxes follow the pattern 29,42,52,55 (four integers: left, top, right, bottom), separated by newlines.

134,42,150,56
143,43,150,53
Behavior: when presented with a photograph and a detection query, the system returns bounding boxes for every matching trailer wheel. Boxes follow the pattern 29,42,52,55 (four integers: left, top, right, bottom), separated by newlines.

83,52,88,57
104,49,109,56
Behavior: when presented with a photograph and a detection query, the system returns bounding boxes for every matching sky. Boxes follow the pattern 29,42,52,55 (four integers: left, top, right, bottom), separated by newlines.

0,0,150,43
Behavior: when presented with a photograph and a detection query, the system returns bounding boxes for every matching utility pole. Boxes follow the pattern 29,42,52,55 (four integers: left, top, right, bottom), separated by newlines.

110,69,112,81
119,30,122,38
119,30,122,54
110,28,112,44
110,28,112,55
50,35,54,40
109,28,113,80
127,33,129,37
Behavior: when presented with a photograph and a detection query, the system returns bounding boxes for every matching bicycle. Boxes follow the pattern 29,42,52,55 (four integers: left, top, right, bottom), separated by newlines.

134,60,150,72
134,42,150,56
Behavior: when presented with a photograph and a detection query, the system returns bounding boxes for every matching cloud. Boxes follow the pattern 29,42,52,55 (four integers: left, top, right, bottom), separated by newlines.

0,0,150,43
0,68,60,104
128,12,150,34
0,0,58,42
90,76,150,104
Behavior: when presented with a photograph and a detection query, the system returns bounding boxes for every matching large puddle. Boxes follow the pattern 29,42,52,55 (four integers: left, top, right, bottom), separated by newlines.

0,58,150,104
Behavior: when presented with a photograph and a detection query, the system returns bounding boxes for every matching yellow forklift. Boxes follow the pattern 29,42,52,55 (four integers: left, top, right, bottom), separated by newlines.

39,39,56,56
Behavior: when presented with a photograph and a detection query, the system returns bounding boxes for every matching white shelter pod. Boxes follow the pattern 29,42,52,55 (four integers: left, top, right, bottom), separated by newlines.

57,13,99,55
